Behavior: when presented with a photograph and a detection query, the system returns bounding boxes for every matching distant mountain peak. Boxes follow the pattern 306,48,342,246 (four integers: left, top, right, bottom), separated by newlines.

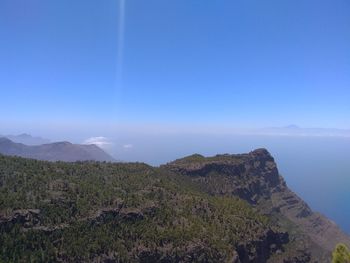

0,138,115,162
17,133,32,138
284,124,300,129
51,141,72,146
4,133,51,146
0,137,12,143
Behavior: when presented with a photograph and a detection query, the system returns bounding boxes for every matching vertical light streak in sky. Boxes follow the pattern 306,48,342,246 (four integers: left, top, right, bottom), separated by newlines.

112,0,126,118
116,0,125,90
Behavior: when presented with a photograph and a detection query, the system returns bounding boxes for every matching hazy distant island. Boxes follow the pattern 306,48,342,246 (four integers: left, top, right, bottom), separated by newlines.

1,133,51,145
0,137,114,162
0,148,349,262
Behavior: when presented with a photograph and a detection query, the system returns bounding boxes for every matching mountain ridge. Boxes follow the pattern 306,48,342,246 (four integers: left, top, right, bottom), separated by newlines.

0,149,348,262
1,133,51,145
0,137,115,162
163,149,350,260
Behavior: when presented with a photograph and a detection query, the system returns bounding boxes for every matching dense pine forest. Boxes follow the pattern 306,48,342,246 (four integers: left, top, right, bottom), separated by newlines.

0,151,349,262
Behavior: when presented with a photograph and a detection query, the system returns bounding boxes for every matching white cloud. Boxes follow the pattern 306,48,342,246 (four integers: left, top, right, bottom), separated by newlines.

83,137,112,149
123,144,133,149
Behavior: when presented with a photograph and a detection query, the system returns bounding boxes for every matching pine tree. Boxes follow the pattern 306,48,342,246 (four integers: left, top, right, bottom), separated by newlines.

332,243,350,263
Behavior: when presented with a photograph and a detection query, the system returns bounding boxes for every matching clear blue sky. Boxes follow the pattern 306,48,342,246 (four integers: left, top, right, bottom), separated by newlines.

1,0,349,129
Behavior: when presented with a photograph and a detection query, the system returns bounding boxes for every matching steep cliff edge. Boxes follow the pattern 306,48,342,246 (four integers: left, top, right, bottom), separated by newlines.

164,149,350,261
1,150,349,262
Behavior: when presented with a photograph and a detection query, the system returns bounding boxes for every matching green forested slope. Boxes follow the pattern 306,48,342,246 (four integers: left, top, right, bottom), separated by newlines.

0,155,285,263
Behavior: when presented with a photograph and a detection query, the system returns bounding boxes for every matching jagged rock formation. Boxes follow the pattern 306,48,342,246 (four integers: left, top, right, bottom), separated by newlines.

0,137,114,162
0,149,349,262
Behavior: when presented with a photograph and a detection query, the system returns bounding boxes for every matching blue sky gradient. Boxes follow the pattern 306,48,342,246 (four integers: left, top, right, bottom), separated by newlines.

0,0,349,128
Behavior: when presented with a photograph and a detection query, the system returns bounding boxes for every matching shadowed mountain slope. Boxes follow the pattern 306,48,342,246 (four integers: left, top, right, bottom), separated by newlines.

0,137,114,162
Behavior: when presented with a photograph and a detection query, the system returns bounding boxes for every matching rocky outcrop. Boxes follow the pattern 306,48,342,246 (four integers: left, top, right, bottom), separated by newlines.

164,148,350,261
165,149,285,204
0,209,41,230
0,204,159,232
233,229,289,263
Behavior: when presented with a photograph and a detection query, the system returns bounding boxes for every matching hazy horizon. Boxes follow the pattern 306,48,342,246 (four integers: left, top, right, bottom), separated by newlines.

1,129,350,235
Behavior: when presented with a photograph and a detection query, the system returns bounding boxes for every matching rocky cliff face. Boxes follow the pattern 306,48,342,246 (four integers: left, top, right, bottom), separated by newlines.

164,149,350,262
